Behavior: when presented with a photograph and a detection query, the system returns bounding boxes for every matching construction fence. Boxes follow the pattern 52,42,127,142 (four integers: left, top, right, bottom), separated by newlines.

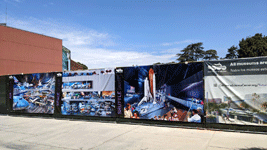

1,57,267,132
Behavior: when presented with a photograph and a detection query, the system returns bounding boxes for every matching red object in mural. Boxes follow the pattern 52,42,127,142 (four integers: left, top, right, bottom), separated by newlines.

149,68,154,97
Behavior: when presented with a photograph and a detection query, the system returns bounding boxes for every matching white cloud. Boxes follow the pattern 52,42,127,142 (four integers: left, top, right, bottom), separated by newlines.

1,15,115,47
161,40,196,46
70,47,176,68
0,14,177,69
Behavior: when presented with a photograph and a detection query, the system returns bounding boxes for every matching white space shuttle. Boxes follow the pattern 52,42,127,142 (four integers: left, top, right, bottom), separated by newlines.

138,69,156,106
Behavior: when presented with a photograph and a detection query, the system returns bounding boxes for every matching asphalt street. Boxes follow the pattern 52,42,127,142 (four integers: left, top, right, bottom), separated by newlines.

0,115,267,150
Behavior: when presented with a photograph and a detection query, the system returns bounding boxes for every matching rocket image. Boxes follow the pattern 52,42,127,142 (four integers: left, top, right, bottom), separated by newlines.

149,68,156,102
138,68,156,106
149,68,154,98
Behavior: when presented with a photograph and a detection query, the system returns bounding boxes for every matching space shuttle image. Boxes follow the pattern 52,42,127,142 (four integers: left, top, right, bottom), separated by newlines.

138,68,156,106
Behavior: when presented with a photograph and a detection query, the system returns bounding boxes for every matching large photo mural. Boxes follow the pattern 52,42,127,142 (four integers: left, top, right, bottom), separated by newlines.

12,73,56,114
61,69,115,117
205,57,267,125
121,63,204,123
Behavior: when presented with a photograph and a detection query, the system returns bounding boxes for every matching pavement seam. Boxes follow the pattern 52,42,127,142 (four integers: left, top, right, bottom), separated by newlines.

207,145,233,149
204,130,217,150
88,126,141,150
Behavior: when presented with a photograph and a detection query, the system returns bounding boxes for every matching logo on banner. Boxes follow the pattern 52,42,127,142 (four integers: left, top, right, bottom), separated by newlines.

116,68,123,73
208,63,227,71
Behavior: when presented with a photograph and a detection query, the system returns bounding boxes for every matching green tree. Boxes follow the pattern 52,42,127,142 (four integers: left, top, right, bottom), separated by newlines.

238,33,267,58
77,62,88,70
219,103,228,109
153,62,162,65
207,102,219,111
176,42,205,62
225,45,238,59
203,49,219,60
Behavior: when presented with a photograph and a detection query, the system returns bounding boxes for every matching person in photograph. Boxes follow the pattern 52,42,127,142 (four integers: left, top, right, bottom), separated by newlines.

170,108,174,114
170,112,178,121
124,103,133,118
165,115,169,121
87,82,92,89
226,108,230,121
133,111,140,119
188,109,201,123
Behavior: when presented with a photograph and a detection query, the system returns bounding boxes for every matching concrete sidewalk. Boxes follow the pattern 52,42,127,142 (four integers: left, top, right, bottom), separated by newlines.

0,115,267,150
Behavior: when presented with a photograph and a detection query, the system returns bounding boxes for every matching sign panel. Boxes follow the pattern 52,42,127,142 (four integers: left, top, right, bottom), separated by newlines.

11,72,57,114
61,69,116,117
205,57,267,125
115,68,124,118
121,63,204,123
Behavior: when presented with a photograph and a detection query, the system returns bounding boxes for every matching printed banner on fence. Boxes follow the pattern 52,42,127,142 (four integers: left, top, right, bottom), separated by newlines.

0,76,8,113
11,72,56,114
115,68,124,118
121,63,204,123
204,57,267,125
61,68,115,117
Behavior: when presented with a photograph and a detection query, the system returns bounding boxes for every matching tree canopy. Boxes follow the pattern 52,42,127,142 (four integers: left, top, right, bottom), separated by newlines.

203,49,219,60
176,42,204,62
77,62,88,70
173,33,266,64
238,33,267,58
176,42,219,62
225,45,238,59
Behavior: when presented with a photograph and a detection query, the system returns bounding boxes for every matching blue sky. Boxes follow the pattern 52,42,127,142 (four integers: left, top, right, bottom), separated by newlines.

0,0,266,68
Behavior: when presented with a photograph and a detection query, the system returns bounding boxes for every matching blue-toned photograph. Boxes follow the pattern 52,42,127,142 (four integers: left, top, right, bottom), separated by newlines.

12,73,55,114
62,81,92,90
61,91,115,117
61,69,115,117
123,63,204,123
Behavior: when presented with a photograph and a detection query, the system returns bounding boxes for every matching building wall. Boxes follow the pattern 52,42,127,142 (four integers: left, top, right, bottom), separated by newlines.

62,49,68,71
71,60,83,71
62,46,71,71
0,26,62,76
